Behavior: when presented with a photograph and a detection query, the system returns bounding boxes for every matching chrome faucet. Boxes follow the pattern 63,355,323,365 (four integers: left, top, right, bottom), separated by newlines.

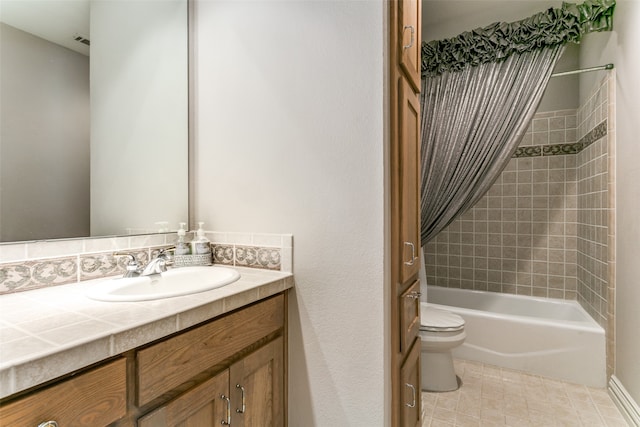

114,248,175,278
140,248,174,276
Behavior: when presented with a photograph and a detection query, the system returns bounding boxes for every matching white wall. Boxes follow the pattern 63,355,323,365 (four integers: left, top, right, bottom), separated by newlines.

578,0,640,409
192,0,387,425
90,0,188,235
0,23,89,242
605,0,640,408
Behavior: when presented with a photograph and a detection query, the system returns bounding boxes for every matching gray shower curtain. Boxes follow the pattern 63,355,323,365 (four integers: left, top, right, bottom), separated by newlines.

419,0,616,245
420,45,564,244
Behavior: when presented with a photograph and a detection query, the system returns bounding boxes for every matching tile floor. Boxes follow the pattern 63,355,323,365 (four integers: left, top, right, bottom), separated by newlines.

421,359,629,427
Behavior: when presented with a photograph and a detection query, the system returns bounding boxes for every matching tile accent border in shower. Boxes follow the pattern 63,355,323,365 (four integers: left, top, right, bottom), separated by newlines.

0,232,293,295
514,120,607,158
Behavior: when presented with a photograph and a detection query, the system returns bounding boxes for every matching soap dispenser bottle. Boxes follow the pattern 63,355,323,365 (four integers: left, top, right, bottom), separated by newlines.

175,222,191,255
191,222,212,256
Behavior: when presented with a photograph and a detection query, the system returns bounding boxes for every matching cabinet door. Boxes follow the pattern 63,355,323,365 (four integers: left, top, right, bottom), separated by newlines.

400,280,421,353
399,0,422,91
0,358,126,427
230,337,284,427
400,339,421,427
138,370,230,427
398,75,421,284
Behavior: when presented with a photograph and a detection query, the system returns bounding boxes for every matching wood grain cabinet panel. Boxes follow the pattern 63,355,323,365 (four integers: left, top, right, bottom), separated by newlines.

390,0,422,424
400,339,421,427
230,337,284,427
398,76,421,285
0,358,126,427
137,294,284,406
400,280,421,353
138,370,229,427
399,0,422,91
138,337,284,427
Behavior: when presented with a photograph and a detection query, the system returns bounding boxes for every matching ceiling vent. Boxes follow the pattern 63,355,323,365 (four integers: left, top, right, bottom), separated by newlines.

73,34,90,46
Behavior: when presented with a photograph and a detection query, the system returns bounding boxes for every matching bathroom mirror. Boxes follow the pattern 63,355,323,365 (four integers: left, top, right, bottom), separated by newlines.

0,0,189,243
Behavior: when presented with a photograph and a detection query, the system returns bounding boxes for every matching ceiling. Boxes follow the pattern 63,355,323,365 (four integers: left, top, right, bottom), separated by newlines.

0,0,90,55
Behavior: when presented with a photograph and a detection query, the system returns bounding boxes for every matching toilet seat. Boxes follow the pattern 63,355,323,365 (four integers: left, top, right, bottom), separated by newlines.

420,306,465,332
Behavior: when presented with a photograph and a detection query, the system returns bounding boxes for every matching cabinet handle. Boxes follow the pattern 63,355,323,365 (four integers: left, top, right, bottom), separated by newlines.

235,384,246,414
405,383,417,408
38,422,58,427
404,242,418,266
405,291,422,299
403,25,415,50
221,394,231,425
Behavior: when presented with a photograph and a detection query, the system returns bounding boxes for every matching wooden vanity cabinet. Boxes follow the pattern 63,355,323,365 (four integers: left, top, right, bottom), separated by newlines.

0,292,287,427
0,358,127,427
136,294,286,427
139,337,283,427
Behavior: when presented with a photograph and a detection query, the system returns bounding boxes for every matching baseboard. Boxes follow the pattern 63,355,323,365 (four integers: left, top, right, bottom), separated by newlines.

609,375,640,426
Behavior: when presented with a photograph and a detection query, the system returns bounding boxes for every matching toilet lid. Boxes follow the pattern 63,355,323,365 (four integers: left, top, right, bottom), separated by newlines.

420,306,465,332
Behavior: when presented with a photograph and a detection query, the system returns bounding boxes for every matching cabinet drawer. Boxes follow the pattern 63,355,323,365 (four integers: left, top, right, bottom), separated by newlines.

400,279,420,353
138,294,285,406
400,338,421,427
0,358,127,427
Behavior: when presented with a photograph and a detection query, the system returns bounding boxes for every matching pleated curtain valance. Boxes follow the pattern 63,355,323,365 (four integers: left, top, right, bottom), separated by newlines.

421,0,616,78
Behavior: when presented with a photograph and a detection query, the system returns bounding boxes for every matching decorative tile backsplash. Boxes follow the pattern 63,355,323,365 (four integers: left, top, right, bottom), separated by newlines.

214,245,282,270
0,232,293,295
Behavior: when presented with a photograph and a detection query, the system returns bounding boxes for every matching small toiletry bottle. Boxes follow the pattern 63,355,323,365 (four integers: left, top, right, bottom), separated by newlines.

191,222,212,256
175,223,191,255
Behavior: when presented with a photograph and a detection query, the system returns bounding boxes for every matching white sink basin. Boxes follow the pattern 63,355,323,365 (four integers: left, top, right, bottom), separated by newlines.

86,266,241,302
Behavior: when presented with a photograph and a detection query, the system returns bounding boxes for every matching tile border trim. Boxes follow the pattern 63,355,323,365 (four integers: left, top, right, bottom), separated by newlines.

514,120,607,158
0,232,293,295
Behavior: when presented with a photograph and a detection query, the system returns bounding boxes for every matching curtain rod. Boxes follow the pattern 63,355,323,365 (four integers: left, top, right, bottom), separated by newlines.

551,63,614,78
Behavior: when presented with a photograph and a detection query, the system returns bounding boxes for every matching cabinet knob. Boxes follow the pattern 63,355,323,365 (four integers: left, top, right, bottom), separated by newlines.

220,394,231,425
405,383,417,408
235,384,246,414
402,25,415,50
405,291,422,300
38,422,58,427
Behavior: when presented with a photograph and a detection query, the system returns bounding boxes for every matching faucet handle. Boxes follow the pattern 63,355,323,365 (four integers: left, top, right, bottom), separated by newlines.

156,247,176,262
113,252,142,278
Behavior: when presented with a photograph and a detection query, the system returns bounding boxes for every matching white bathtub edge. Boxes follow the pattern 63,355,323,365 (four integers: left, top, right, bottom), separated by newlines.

609,375,640,427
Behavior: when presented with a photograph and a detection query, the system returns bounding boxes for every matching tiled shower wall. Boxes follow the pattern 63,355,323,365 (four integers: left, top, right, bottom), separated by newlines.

424,109,580,299
575,72,616,377
424,73,616,328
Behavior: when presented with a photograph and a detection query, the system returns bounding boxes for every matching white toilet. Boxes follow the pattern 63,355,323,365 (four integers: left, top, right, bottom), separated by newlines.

419,305,466,391
418,249,466,392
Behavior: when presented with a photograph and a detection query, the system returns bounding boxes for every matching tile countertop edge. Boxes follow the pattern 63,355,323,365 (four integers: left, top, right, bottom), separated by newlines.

0,267,293,399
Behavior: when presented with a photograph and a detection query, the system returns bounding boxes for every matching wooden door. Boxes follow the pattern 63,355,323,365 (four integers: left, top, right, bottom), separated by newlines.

399,0,422,91
398,75,421,284
138,370,229,427
229,337,284,427
400,339,421,427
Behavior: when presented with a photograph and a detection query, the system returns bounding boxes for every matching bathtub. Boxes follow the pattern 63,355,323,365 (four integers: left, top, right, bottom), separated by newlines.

425,285,606,387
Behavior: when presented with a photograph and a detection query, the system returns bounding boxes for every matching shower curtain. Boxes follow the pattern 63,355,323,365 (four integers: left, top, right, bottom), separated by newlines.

419,0,616,245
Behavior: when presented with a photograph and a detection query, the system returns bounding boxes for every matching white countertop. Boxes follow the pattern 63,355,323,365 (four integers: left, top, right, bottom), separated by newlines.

0,267,293,399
